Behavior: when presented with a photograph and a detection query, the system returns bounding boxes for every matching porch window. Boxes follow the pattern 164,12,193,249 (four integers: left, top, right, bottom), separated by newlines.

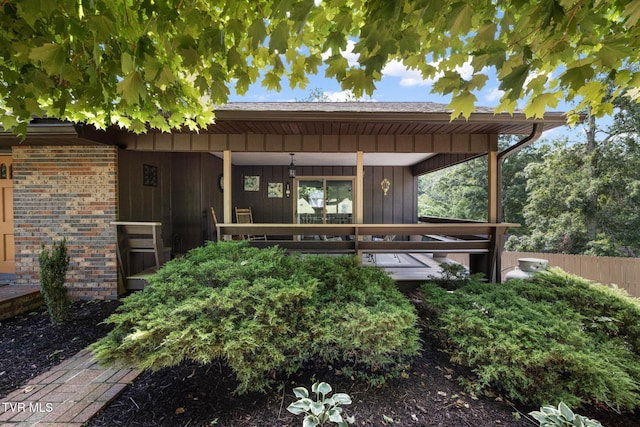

295,177,354,224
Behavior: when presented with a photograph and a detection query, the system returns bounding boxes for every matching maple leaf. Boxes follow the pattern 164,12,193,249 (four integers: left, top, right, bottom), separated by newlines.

116,71,147,105
28,44,66,75
499,64,530,101
448,91,477,120
449,2,474,36
523,93,560,118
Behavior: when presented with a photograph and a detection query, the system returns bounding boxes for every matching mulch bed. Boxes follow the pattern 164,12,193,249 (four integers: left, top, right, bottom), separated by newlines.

0,299,120,398
2,300,638,426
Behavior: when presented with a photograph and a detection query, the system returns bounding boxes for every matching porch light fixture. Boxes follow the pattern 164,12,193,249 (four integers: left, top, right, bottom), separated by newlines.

288,153,296,178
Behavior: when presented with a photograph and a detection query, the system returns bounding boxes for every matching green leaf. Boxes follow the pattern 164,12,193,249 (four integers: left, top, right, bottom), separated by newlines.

28,44,65,75
449,2,474,36
448,90,477,119
287,399,312,415
293,387,309,399
623,0,640,26
329,408,344,423
248,19,268,50
313,382,332,396
560,64,595,92
499,64,530,100
261,72,282,91
596,40,633,68
523,93,559,118
116,71,147,104
310,401,325,416
558,402,575,421
88,15,117,40
303,415,320,427
332,393,352,405
121,53,135,75
269,21,290,53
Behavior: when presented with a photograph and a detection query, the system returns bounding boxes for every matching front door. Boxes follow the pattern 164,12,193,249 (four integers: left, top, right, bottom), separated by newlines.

0,155,14,273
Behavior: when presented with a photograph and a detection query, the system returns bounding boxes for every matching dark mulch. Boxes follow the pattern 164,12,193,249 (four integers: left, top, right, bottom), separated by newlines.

0,299,120,398
2,301,639,426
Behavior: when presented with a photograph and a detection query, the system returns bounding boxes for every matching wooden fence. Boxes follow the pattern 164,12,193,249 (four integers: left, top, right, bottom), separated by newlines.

448,252,640,298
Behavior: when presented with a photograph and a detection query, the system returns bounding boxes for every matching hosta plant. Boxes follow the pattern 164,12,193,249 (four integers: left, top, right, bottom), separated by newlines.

529,402,603,427
287,382,355,427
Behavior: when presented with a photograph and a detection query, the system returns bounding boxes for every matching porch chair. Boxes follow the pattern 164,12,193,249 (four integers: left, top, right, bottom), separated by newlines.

235,207,267,240
112,221,172,291
210,207,218,241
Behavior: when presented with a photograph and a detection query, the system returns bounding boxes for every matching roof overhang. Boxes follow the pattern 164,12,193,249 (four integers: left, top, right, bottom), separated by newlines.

208,102,569,136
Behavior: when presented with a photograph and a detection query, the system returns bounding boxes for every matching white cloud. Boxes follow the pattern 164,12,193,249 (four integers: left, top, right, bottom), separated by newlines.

381,60,436,87
382,58,481,87
321,39,359,67
484,87,505,103
321,90,375,102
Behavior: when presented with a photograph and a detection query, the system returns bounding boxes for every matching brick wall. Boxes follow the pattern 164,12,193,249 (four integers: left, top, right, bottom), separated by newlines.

12,146,119,299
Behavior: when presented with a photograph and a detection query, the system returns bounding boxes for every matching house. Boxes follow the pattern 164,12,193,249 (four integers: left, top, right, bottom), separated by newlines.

0,103,568,299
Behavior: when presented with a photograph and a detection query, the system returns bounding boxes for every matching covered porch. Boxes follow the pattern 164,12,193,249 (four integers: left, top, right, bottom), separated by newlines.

0,102,568,300
114,103,565,283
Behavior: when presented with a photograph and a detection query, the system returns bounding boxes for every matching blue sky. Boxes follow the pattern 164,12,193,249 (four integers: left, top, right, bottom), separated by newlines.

227,44,607,144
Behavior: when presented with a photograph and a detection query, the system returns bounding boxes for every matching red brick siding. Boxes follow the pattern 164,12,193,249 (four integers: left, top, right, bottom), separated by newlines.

11,146,119,300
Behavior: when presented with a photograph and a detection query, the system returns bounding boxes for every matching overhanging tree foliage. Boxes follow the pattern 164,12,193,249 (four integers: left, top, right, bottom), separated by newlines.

2,0,640,135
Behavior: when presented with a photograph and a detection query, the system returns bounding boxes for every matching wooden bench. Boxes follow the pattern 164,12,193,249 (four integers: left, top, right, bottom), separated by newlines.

112,221,171,290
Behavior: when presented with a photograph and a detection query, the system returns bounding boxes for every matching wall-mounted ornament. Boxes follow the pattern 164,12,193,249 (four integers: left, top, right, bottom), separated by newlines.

143,164,158,187
244,175,260,191
285,182,291,198
381,178,391,196
268,182,283,198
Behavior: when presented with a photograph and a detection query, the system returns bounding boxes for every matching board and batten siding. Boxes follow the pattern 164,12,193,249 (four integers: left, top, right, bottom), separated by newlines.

121,133,496,154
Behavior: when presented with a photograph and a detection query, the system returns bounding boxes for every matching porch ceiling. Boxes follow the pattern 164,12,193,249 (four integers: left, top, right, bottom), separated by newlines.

214,151,436,167
209,102,569,136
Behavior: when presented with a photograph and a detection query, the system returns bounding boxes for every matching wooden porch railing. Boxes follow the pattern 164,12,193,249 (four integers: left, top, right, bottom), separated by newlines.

217,222,518,281
216,223,517,255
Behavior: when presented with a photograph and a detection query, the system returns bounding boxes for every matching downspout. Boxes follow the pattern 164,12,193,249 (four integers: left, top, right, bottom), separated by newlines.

494,123,544,280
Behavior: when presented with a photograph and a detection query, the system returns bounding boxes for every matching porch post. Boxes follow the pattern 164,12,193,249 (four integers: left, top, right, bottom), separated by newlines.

487,144,499,282
488,149,499,223
356,151,364,224
223,150,232,227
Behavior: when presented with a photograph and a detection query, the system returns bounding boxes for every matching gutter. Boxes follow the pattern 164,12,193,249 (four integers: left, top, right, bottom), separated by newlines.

497,123,544,222
494,123,544,281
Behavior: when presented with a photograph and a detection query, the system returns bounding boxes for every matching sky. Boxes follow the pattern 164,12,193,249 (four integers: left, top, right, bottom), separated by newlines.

226,43,606,144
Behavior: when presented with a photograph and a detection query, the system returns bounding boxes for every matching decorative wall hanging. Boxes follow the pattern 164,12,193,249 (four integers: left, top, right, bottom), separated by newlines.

143,164,158,187
381,178,391,196
268,182,283,198
244,175,260,191
218,174,224,192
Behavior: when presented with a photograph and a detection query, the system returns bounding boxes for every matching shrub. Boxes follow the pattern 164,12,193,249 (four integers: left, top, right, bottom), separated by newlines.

38,239,70,325
91,241,420,393
419,268,640,411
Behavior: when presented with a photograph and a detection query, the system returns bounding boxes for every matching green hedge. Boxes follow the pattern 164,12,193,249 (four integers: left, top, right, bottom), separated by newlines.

420,268,640,410
91,242,420,393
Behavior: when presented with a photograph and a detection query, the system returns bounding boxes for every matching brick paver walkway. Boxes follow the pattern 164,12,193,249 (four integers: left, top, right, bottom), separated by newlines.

0,348,141,426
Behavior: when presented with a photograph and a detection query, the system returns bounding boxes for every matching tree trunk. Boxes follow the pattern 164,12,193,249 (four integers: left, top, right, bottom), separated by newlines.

584,110,598,241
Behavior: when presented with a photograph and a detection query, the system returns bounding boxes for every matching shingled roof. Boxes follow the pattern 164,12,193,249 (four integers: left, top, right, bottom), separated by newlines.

210,102,568,135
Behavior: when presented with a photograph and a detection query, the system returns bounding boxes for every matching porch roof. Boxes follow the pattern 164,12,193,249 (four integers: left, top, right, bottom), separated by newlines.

208,102,569,136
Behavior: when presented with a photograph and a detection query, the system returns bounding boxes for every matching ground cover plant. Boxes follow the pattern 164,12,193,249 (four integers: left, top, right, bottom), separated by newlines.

91,241,420,394
419,268,640,412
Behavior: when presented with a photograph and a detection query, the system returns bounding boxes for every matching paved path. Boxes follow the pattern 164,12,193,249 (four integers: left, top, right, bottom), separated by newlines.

0,348,141,426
